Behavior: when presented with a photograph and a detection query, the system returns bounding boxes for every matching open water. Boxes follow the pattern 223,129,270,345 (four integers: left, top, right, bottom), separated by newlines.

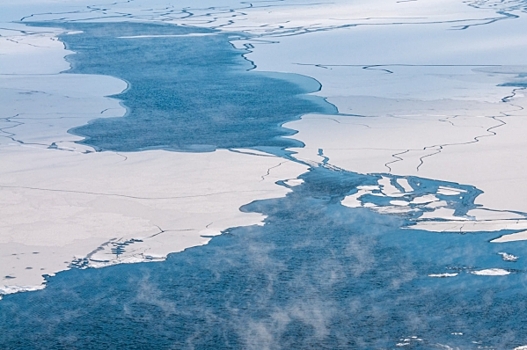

1,21,527,349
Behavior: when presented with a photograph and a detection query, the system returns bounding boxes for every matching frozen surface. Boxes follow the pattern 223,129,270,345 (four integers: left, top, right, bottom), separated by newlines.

2,166,527,349
2,0,527,348
0,146,306,291
0,10,315,293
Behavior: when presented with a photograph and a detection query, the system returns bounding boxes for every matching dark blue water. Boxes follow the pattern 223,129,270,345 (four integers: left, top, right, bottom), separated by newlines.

31,21,335,153
1,167,527,349
4,21,527,349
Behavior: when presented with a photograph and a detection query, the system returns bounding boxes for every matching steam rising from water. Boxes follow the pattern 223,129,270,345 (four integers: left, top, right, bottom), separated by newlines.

2,167,527,349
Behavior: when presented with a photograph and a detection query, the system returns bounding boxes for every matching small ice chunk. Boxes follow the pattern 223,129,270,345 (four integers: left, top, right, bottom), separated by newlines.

390,200,409,206
284,178,304,187
357,185,379,191
341,193,363,208
424,200,449,209
410,194,439,204
428,273,458,278
492,229,527,243
372,206,416,214
379,176,404,197
471,268,510,276
437,186,465,196
498,252,518,262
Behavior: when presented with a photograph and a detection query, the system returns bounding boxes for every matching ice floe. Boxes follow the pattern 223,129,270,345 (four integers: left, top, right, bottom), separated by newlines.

0,14,308,293
471,268,510,276
428,273,459,278
2,0,527,295
498,252,519,262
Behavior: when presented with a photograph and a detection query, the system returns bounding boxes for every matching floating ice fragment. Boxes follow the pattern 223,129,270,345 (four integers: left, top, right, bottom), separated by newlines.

498,252,519,262
410,194,439,204
341,186,378,208
428,273,458,278
492,229,527,243
283,178,304,187
471,268,510,276
372,206,417,214
341,195,362,208
397,178,413,193
390,200,409,206
437,186,465,196
357,185,379,191
379,176,404,197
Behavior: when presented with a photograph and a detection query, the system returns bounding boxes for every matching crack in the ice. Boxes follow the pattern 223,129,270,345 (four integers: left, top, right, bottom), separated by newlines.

0,113,86,150
148,225,193,239
0,114,23,142
0,184,273,201
474,207,527,218
260,161,286,181
385,149,410,173
69,238,117,268
363,65,394,74
501,87,526,104
305,116,373,127
415,115,507,172
294,63,502,69
227,148,276,158
317,148,329,166
18,0,519,38
0,114,49,147
438,117,456,127
115,152,128,162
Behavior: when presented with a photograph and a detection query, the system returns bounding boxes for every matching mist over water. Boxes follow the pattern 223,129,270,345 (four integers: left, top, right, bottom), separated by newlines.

2,167,527,349
2,20,527,350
